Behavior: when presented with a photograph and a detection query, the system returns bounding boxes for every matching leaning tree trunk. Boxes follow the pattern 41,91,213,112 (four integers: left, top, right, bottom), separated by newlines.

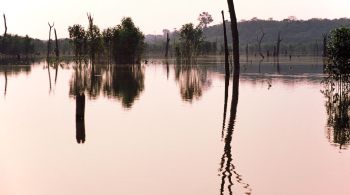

3,14,7,36
165,32,170,58
227,0,240,76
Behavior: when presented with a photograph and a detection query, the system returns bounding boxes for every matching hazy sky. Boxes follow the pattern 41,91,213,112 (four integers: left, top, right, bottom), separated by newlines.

1,0,349,39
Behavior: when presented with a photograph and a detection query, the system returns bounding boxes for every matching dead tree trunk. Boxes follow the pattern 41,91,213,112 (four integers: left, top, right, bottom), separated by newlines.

245,43,249,62
3,14,7,36
276,31,282,58
87,13,95,62
257,30,266,59
322,34,328,57
54,28,59,58
47,22,54,58
221,10,230,78
165,32,170,58
227,0,240,76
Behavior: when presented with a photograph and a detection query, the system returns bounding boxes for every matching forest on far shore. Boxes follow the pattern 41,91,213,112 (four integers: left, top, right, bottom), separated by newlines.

1,17,350,58
146,17,350,56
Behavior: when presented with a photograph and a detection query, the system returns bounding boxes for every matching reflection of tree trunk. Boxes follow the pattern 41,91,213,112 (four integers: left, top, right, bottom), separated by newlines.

222,71,229,138
166,60,169,79
76,92,86,144
47,61,52,92
4,65,7,96
220,72,251,195
54,62,59,84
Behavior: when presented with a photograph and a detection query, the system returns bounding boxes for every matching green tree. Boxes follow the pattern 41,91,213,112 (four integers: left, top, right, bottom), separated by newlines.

112,17,144,63
327,27,350,70
68,24,86,57
178,23,204,60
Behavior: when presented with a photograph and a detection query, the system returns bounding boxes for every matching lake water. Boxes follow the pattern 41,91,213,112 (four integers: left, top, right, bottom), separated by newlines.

0,57,349,195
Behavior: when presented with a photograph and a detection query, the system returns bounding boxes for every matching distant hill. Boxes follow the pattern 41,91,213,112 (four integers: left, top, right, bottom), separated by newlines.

145,18,350,55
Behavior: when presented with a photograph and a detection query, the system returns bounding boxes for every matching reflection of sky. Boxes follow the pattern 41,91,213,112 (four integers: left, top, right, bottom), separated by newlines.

1,0,349,39
0,61,350,194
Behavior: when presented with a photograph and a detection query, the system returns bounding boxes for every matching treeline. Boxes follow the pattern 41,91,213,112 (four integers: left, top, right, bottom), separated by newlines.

0,34,73,58
146,18,350,56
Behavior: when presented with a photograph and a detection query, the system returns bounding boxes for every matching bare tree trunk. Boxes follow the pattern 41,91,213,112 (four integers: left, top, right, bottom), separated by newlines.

87,13,95,62
276,31,282,58
221,10,230,78
47,22,54,58
226,0,240,76
322,34,328,57
257,30,266,59
221,10,230,135
165,32,170,58
3,14,7,36
54,28,59,58
245,43,249,62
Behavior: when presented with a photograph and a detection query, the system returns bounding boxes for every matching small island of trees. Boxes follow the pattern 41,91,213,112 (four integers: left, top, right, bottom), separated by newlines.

68,15,144,64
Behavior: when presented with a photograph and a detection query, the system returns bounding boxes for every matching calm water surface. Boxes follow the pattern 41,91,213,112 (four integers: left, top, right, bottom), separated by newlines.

0,57,349,195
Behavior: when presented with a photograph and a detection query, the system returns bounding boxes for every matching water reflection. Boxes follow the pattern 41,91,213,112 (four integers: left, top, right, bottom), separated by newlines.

103,65,144,108
0,59,33,96
219,73,252,194
76,92,86,144
174,63,211,102
322,73,350,149
69,62,144,108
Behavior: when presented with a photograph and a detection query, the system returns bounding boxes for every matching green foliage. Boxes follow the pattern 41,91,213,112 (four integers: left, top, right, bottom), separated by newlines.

178,23,204,59
327,27,350,69
112,17,145,63
68,17,144,63
68,24,86,57
0,34,35,56
86,25,103,59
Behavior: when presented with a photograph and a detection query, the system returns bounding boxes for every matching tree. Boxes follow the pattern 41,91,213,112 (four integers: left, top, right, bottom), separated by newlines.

102,28,113,60
111,17,145,63
86,13,103,61
198,12,213,28
327,27,350,73
68,24,86,57
178,23,204,60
